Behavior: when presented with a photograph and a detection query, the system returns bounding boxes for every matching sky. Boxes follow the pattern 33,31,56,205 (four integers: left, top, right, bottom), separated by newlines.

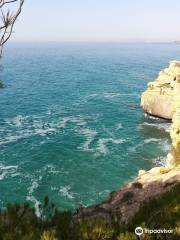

10,0,180,42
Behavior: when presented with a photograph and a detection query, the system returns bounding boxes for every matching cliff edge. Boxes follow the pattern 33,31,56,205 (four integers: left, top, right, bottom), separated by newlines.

141,60,180,166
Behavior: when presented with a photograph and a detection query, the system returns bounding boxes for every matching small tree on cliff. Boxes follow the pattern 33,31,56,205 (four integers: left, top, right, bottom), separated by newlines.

0,0,24,88
0,0,24,57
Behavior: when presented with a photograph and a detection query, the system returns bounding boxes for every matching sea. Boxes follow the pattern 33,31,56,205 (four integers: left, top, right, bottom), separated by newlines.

0,42,179,211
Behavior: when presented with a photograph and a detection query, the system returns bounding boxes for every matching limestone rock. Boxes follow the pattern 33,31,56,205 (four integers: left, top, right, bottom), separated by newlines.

141,60,180,119
141,60,180,166
138,170,146,176
141,91,174,119
167,109,180,166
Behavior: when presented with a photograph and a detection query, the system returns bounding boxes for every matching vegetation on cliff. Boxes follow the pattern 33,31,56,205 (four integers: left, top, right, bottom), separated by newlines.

0,183,180,240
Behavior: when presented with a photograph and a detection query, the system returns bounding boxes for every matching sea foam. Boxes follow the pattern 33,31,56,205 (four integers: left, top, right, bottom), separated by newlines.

0,114,88,146
96,138,125,155
78,128,97,152
0,164,18,181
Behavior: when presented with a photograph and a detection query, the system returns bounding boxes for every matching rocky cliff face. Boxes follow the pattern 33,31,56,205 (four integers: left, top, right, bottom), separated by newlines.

141,60,180,119
141,60,180,166
77,166,180,224
167,109,180,166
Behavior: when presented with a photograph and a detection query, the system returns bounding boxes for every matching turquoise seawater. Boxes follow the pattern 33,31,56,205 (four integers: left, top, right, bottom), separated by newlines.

0,43,179,211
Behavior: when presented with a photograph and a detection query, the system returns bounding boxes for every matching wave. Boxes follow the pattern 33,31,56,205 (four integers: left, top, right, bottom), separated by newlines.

139,122,171,132
78,128,97,152
128,142,144,153
43,164,62,175
87,93,99,98
68,116,87,126
103,92,139,99
117,123,123,130
96,138,125,155
98,189,110,198
0,164,19,181
129,138,170,154
59,186,74,200
153,156,166,166
160,139,170,152
145,138,170,152
0,114,88,146
103,92,122,99
87,92,139,100
10,115,28,127
144,113,163,121
144,138,160,144
78,126,125,155
26,178,42,217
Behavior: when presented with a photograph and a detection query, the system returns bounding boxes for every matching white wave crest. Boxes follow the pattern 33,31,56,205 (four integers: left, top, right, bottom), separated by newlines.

96,138,125,155
0,164,18,180
144,113,162,121
78,128,97,152
1,114,88,146
103,92,139,99
117,123,123,130
144,138,160,144
152,156,166,166
59,186,74,199
6,115,28,128
160,139,170,152
139,122,171,132
26,178,41,217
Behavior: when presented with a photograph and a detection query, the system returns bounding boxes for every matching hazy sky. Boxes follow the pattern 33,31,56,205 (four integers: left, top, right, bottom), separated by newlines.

11,0,180,42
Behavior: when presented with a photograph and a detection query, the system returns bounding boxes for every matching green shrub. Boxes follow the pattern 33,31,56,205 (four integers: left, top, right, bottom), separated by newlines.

0,184,180,239
126,184,180,238
159,167,170,174
121,191,134,203
117,232,136,240
79,218,114,240
41,230,57,240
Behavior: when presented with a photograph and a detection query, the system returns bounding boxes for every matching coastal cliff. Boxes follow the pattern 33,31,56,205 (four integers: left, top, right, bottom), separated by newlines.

141,60,180,166
1,62,180,239
77,61,180,226
77,166,180,224
167,109,180,166
141,60,180,119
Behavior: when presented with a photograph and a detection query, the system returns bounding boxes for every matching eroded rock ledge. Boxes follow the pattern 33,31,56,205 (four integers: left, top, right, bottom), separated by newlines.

141,60,180,119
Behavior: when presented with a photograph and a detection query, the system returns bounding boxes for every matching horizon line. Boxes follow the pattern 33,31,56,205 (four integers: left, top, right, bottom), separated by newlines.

8,40,180,44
